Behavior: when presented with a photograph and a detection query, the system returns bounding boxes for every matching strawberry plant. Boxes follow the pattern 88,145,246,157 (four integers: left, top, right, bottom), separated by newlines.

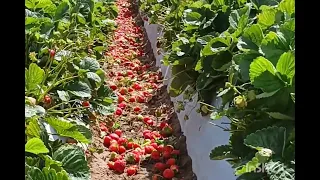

25,0,118,179
140,0,295,179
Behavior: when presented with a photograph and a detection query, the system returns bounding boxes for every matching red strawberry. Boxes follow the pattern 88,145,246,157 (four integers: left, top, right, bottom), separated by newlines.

154,162,166,171
49,49,55,58
109,143,119,153
161,125,173,137
133,106,141,112
171,150,180,156
127,142,134,149
115,108,123,116
163,169,174,179
129,96,136,102
103,136,112,147
160,122,168,129
143,129,151,135
110,133,120,141
143,132,153,140
150,143,158,150
143,117,151,123
119,87,127,95
145,145,155,154
114,160,126,173
134,153,141,163
133,143,140,149
127,70,133,76
118,103,126,109
166,158,176,166
133,83,142,90
146,120,154,126
137,95,145,103
128,87,134,92
151,150,161,160
126,166,137,176
107,161,114,169
118,95,125,103
44,95,51,104
118,137,127,146
115,129,122,137
82,101,90,107
152,174,162,180
163,145,174,153
117,72,123,76
163,151,171,159
119,146,126,154
110,84,117,91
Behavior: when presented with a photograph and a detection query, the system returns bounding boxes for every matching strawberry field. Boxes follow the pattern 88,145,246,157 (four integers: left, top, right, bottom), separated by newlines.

25,0,294,179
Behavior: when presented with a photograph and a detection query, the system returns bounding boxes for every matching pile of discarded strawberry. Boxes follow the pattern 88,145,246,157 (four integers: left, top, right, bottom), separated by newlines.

88,0,182,179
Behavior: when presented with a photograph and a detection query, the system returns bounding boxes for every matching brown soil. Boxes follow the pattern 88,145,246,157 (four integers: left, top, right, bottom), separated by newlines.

87,1,196,180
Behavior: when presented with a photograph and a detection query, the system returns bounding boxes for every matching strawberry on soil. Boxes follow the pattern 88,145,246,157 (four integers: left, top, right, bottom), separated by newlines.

87,0,195,179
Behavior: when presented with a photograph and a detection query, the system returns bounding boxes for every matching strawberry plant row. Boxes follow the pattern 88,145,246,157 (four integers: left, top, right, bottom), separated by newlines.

25,0,118,179
139,0,295,179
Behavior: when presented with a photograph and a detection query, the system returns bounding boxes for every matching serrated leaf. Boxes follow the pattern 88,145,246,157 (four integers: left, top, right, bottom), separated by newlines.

86,72,101,83
26,117,41,140
237,24,264,52
79,57,100,72
267,112,294,120
25,63,45,92
169,72,193,97
25,138,49,155
201,37,230,56
276,52,295,81
279,0,295,16
258,7,277,29
244,126,286,156
95,102,116,115
26,165,69,180
261,31,290,65
265,161,295,180
57,90,70,102
210,145,234,160
249,57,283,92
45,117,90,143
67,81,91,98
53,145,90,179
54,2,69,21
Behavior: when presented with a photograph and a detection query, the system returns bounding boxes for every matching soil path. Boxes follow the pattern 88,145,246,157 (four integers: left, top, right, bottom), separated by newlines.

87,0,195,179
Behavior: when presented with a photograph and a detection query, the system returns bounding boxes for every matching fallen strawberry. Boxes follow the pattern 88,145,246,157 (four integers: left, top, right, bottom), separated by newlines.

163,169,174,179
126,166,137,176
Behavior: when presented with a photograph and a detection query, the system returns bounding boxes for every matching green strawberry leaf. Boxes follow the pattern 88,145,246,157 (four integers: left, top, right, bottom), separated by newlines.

25,63,45,93
249,57,284,92
244,126,286,157
53,145,90,180
67,81,92,98
79,57,100,72
278,0,295,16
265,161,295,180
25,138,49,155
276,51,295,82
209,145,234,160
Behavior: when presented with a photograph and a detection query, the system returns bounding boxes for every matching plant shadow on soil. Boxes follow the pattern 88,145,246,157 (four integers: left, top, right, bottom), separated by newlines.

87,2,196,180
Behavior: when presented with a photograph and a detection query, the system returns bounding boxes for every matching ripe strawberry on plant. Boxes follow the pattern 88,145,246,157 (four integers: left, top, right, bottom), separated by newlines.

114,159,126,173
43,95,51,104
163,169,174,179
49,49,55,59
82,101,90,107
126,166,137,176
